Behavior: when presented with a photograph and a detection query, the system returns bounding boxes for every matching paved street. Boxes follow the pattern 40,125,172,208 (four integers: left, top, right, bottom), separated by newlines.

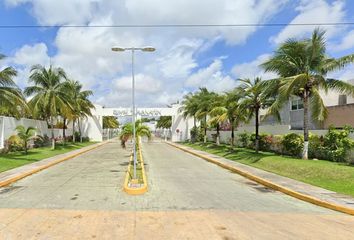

0,140,353,239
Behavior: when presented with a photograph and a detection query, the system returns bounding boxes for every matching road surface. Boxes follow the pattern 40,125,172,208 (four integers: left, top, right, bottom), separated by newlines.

0,140,353,239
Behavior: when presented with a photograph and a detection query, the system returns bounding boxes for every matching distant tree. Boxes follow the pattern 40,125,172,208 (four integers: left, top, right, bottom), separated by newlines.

156,116,172,129
103,116,119,129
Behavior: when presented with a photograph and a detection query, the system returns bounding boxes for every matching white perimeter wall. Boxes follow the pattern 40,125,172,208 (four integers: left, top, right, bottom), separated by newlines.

0,116,73,149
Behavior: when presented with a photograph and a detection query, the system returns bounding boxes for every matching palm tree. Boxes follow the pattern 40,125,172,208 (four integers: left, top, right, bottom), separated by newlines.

24,65,70,149
207,93,225,145
209,90,247,146
180,92,199,128
63,79,94,142
103,116,119,129
0,54,27,117
261,29,354,159
120,120,151,148
237,77,274,153
194,88,218,143
15,125,36,154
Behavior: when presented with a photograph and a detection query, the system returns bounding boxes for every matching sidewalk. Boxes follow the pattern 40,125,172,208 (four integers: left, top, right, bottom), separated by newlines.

167,142,354,215
0,141,108,188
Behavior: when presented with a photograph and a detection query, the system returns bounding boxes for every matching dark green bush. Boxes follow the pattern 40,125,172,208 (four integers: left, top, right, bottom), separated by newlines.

281,133,304,157
237,132,250,148
322,126,354,162
250,133,272,151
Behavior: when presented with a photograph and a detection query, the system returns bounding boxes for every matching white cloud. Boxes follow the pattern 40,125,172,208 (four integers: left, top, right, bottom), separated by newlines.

4,0,288,107
231,54,278,80
12,43,50,67
185,59,236,92
114,74,162,93
271,0,346,44
330,29,354,52
5,0,95,25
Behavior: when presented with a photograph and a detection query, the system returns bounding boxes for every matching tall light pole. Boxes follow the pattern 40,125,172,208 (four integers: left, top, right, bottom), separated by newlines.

112,46,155,179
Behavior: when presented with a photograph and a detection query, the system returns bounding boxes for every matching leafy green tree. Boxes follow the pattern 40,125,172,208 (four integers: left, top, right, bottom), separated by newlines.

103,116,119,129
237,77,274,153
15,125,36,154
194,88,218,143
180,92,199,128
156,116,172,129
209,90,247,146
24,65,71,149
119,120,151,148
207,93,225,145
62,79,94,142
262,29,354,159
0,54,27,117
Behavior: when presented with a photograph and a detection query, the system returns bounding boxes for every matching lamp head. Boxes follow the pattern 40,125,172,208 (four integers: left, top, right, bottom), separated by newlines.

142,46,156,52
111,47,125,52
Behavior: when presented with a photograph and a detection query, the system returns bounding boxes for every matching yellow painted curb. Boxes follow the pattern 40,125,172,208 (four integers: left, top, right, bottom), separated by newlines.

123,138,147,195
167,142,354,216
0,141,110,188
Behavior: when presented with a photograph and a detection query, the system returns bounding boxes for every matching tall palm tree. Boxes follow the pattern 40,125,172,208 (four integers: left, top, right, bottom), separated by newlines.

237,77,274,153
0,54,27,117
120,120,151,148
261,29,354,159
207,93,225,145
209,90,247,146
180,92,199,128
194,88,218,143
63,79,94,142
24,65,70,149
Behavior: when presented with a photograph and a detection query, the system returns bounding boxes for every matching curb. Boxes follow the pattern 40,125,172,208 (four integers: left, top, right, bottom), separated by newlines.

0,141,109,188
123,138,147,195
167,142,354,216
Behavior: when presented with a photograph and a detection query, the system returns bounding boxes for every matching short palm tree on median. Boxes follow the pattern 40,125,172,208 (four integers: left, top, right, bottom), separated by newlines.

120,120,151,148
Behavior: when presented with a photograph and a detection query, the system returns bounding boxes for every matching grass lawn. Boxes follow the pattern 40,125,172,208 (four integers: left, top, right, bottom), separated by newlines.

0,142,96,173
182,142,354,197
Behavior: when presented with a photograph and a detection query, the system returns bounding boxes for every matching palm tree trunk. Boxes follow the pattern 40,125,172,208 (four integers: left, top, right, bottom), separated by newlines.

255,107,259,153
303,93,309,159
78,118,83,142
204,115,207,143
72,120,76,143
193,116,196,128
216,123,220,145
63,118,66,145
51,117,55,150
231,122,235,146
24,141,27,154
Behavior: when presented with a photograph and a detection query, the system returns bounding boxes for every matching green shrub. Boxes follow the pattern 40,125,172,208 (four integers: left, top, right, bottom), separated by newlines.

322,126,354,162
281,133,303,157
238,132,250,148
250,133,272,151
5,135,24,152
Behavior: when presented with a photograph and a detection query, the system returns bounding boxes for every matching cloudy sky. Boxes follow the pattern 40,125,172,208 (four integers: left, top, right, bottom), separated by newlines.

1,0,354,107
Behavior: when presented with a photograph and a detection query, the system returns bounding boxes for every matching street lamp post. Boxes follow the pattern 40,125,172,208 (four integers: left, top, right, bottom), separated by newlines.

112,46,155,179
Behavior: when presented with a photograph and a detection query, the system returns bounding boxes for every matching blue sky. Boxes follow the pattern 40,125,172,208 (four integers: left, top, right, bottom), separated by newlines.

1,0,354,107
